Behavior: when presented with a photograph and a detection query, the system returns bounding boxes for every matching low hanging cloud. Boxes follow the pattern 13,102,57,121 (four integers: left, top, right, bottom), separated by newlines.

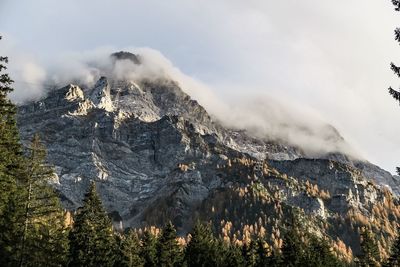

219,95,357,158
2,46,358,158
5,55,46,103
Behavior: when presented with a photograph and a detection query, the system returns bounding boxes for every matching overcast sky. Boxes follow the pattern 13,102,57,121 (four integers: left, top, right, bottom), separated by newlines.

1,0,400,172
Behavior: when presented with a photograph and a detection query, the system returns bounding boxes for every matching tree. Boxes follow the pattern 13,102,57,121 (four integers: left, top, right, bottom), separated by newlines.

141,230,158,267
281,215,304,267
389,0,400,102
0,36,23,215
68,181,116,267
185,221,216,267
383,225,400,267
115,230,144,267
358,227,380,267
15,134,69,267
224,244,245,267
306,235,345,267
157,222,184,267
242,239,259,267
0,36,32,266
211,238,230,267
254,238,272,267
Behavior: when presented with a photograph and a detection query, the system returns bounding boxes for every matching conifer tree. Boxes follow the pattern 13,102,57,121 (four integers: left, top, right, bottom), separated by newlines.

211,238,230,267
224,244,245,267
0,36,23,215
185,221,216,267
141,230,158,267
115,230,144,267
68,181,116,267
389,0,400,102
15,134,69,267
157,222,184,267
307,235,345,267
242,240,259,267
254,238,271,267
358,227,380,267
0,36,25,265
383,225,400,267
281,215,304,267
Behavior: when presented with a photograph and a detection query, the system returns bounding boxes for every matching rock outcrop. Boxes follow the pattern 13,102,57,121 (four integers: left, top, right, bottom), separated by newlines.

16,57,400,254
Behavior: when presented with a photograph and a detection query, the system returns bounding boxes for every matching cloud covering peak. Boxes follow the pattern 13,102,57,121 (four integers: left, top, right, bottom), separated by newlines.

3,47,359,158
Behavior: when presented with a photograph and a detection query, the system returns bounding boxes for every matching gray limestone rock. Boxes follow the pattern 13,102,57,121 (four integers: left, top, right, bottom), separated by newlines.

17,75,399,232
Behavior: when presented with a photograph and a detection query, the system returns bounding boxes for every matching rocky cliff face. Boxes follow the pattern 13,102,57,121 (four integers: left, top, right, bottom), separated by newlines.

17,53,400,254
18,76,228,225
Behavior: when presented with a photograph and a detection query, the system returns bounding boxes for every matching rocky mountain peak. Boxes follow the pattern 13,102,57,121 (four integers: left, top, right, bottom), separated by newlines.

111,51,140,64
89,76,114,112
65,84,85,102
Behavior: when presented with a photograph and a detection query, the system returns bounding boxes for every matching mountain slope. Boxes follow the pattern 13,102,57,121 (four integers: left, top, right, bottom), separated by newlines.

17,53,400,256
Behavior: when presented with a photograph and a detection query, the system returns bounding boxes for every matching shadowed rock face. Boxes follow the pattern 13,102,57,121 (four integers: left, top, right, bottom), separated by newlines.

17,72,400,253
111,51,140,64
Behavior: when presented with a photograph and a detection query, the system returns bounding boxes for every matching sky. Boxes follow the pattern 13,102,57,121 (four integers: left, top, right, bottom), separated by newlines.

1,0,400,173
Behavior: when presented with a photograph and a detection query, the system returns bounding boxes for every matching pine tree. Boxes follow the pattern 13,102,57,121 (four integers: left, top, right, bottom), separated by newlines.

242,239,259,267
0,36,23,215
281,215,304,267
211,238,230,267
224,244,245,267
307,235,345,267
389,0,400,102
0,190,26,267
15,134,69,267
358,227,380,267
254,238,271,267
185,221,216,267
115,230,144,267
0,36,33,266
141,230,158,267
157,222,184,267
383,225,400,267
68,181,116,267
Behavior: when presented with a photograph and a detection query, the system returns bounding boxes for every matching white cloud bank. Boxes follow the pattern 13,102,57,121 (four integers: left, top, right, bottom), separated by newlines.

0,46,358,158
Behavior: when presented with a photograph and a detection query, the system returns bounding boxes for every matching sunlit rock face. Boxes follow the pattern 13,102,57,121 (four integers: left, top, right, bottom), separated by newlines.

18,75,230,229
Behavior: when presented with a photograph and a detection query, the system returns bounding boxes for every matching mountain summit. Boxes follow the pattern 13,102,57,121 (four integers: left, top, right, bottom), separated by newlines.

16,53,400,255
111,51,141,64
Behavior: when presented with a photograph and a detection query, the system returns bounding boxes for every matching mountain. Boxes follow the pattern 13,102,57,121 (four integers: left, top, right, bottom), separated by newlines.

17,52,400,256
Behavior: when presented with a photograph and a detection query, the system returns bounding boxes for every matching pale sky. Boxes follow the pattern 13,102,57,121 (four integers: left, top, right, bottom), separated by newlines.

1,0,400,173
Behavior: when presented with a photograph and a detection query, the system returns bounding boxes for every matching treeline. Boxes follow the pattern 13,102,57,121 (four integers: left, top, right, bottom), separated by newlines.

1,37,400,267
3,174,400,267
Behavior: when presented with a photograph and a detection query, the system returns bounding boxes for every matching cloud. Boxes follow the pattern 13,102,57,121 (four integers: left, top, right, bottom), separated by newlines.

219,95,358,158
1,0,400,171
0,45,359,158
0,35,44,103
